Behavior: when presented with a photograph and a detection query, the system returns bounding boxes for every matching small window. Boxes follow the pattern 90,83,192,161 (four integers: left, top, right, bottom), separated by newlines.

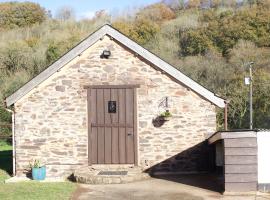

108,101,116,113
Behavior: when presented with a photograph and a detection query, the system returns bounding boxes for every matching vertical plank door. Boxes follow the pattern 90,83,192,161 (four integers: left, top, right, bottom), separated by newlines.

87,86,137,165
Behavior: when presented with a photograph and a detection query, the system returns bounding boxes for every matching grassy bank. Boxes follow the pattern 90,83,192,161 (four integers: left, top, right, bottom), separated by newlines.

0,140,12,151
0,141,77,200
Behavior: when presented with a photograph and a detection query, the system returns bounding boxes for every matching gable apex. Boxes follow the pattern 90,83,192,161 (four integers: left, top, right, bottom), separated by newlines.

5,24,225,108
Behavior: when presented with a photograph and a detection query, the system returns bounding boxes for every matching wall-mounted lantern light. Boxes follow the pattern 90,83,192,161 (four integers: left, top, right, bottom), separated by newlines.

100,50,111,59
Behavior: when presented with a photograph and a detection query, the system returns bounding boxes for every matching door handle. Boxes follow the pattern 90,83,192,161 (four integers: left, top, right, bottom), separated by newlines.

127,132,133,136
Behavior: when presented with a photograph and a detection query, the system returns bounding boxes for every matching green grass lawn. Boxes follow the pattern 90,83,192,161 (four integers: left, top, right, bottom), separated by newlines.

0,140,12,151
0,140,77,200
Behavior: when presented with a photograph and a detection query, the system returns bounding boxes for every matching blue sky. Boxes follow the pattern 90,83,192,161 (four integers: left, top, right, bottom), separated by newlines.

0,0,160,19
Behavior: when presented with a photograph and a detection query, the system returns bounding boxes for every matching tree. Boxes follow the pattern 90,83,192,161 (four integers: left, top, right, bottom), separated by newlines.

200,0,211,8
187,0,201,9
90,10,111,24
242,0,256,7
253,70,270,128
134,19,160,44
223,0,237,7
113,19,160,45
46,43,61,65
136,3,176,23
112,21,139,41
161,0,186,10
181,7,270,56
228,40,269,70
180,29,214,56
179,0,186,9
0,106,12,136
55,6,75,21
0,106,11,122
0,41,32,72
94,10,107,19
0,2,46,29
211,0,222,8
225,76,250,129
0,0,270,132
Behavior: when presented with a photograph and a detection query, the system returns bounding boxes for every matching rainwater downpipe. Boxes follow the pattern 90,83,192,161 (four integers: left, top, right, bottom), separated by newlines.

5,107,16,176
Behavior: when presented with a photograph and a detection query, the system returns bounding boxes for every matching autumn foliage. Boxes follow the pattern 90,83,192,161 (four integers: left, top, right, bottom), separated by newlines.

1,1,270,131
0,2,46,30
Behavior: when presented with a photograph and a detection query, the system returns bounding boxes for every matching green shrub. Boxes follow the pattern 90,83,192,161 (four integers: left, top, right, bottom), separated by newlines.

136,3,176,23
0,2,46,29
180,29,214,56
0,107,11,123
113,19,160,45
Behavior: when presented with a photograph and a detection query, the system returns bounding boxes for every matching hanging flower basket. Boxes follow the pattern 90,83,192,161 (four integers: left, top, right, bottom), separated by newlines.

159,110,172,121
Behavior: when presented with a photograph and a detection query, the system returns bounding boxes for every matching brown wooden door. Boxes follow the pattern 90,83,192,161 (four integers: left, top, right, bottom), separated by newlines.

87,86,138,165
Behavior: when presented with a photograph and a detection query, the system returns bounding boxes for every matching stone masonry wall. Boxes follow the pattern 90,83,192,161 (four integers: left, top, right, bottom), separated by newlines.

14,36,216,177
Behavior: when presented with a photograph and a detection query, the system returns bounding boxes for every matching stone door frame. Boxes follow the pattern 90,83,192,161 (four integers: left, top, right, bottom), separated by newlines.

86,85,139,166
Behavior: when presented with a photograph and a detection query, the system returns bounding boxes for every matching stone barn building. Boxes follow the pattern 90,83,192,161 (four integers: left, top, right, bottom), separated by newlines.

5,25,225,179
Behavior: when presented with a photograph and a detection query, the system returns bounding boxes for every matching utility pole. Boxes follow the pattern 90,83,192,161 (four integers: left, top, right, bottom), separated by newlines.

245,62,254,129
249,62,253,129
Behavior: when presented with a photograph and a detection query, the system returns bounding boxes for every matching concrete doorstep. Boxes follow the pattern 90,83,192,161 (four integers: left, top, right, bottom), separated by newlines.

74,166,150,184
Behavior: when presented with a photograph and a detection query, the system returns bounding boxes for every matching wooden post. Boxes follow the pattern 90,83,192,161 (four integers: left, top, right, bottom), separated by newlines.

224,101,228,131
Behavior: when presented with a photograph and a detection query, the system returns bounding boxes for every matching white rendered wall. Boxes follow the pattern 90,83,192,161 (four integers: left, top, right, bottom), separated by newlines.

257,131,270,184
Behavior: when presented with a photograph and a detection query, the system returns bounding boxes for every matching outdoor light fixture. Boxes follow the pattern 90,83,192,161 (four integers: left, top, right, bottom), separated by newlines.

100,50,111,59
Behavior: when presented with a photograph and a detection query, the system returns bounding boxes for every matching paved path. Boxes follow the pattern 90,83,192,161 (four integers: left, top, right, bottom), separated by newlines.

72,176,270,200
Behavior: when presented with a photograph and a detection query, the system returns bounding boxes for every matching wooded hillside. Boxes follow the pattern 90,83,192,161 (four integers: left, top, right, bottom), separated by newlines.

1,0,270,134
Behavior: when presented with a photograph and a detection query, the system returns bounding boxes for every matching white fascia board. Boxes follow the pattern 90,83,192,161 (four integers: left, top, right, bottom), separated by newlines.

6,25,225,108
106,26,225,108
5,26,107,107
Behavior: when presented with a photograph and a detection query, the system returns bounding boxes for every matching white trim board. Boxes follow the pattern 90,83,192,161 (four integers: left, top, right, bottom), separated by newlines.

208,131,257,144
5,25,225,108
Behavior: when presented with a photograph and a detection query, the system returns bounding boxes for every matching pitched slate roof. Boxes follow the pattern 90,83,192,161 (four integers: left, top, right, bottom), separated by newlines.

5,24,225,108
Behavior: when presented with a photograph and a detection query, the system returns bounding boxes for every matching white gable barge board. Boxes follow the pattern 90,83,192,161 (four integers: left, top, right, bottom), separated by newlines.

106,27,225,108
5,26,107,107
5,25,225,108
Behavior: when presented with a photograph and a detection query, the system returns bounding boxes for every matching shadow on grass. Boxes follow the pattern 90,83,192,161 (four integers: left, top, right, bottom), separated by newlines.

0,140,12,175
0,151,12,175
